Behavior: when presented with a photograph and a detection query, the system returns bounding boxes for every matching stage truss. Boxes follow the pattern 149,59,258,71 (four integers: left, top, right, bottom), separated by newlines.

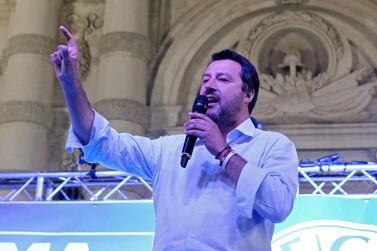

0,163,377,201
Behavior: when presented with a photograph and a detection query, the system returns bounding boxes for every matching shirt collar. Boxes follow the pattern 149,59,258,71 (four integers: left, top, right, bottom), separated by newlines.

195,117,256,146
227,117,256,140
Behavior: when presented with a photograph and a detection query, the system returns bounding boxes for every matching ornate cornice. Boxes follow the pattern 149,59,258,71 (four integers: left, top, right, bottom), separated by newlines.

94,99,149,128
99,32,150,60
0,101,53,130
7,34,55,58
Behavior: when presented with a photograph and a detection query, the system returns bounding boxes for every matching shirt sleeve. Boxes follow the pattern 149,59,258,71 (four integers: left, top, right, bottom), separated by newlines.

235,133,298,222
65,110,163,181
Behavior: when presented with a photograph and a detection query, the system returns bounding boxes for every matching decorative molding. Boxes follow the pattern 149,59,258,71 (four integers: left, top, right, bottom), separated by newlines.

267,123,377,150
7,34,55,58
0,101,53,130
66,12,103,81
94,99,149,128
243,11,344,61
99,32,150,61
276,0,307,5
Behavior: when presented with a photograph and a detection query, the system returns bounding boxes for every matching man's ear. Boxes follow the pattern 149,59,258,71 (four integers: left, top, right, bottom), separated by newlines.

244,90,254,104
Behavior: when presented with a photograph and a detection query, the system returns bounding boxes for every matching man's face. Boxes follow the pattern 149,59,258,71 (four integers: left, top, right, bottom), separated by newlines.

199,59,250,127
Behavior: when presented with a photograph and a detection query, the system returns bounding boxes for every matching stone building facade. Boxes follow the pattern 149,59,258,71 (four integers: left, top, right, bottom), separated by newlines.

0,0,376,172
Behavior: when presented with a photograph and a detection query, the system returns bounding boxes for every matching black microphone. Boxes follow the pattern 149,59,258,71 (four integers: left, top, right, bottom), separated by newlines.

181,95,208,168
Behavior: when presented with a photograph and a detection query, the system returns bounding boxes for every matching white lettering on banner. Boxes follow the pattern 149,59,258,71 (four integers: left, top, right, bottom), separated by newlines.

64,243,90,251
0,243,17,251
0,231,154,251
272,220,377,251
0,243,89,251
26,243,51,251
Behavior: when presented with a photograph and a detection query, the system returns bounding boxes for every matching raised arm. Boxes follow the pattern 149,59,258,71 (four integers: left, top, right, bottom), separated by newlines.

50,25,94,145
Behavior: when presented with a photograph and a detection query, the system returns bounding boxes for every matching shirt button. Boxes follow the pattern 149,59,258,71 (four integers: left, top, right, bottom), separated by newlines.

190,234,195,238
196,212,201,215
204,190,209,194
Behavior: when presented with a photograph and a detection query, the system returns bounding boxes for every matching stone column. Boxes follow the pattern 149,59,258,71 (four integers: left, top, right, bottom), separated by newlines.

0,0,62,171
96,0,150,135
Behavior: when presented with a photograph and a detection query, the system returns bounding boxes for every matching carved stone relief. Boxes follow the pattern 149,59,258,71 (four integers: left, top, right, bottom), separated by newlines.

257,65,376,122
65,12,103,81
243,10,344,75
242,10,377,123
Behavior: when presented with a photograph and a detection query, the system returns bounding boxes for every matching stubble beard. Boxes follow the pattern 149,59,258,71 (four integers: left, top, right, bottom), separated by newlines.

207,91,244,132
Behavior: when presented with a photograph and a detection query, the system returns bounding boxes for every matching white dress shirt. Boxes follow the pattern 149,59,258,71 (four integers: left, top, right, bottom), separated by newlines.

67,111,298,251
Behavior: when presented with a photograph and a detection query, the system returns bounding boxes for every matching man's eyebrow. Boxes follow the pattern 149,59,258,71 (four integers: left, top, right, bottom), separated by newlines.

216,72,232,78
217,72,231,76
202,72,232,78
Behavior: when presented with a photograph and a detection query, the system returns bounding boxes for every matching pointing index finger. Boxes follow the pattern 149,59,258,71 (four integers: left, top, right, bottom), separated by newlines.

59,25,73,42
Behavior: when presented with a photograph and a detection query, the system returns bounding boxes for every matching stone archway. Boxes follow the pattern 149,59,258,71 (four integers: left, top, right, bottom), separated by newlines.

150,0,377,129
149,0,377,161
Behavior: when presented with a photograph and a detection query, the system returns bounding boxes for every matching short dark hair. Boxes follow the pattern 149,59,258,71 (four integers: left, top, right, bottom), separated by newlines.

210,49,259,114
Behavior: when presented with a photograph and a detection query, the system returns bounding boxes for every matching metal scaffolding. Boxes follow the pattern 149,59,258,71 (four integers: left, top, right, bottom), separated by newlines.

1,163,377,201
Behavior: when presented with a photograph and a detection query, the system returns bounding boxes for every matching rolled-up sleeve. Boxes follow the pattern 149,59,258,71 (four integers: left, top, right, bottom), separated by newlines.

66,111,109,153
65,111,163,181
235,134,298,222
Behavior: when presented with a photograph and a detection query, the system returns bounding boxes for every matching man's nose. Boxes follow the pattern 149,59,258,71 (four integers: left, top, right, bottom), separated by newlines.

204,79,217,92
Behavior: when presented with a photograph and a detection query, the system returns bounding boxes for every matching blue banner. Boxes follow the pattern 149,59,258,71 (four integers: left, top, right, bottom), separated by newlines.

0,201,155,251
272,195,377,251
0,196,377,251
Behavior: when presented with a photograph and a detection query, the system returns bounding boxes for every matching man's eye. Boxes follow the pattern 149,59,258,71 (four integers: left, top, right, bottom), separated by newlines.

202,79,209,83
218,78,229,82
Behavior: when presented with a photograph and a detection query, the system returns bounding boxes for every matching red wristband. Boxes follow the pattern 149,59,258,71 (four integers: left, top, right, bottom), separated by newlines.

215,145,231,160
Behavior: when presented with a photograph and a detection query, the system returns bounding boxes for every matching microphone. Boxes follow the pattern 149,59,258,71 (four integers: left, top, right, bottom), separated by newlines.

180,95,208,168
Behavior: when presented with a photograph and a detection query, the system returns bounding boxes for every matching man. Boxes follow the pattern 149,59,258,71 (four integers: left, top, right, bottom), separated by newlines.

50,25,298,251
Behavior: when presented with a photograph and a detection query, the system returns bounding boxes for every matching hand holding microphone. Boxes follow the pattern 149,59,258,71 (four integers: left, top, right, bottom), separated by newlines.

180,95,208,167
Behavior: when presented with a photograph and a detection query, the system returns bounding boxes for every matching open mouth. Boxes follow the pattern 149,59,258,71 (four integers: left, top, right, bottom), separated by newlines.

207,95,219,105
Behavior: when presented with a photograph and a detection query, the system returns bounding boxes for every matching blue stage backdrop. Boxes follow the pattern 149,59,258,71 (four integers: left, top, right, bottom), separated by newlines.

0,195,377,251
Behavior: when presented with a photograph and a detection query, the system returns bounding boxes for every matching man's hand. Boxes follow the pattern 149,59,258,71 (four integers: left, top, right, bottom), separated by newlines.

49,25,94,145
50,25,80,92
184,112,227,156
